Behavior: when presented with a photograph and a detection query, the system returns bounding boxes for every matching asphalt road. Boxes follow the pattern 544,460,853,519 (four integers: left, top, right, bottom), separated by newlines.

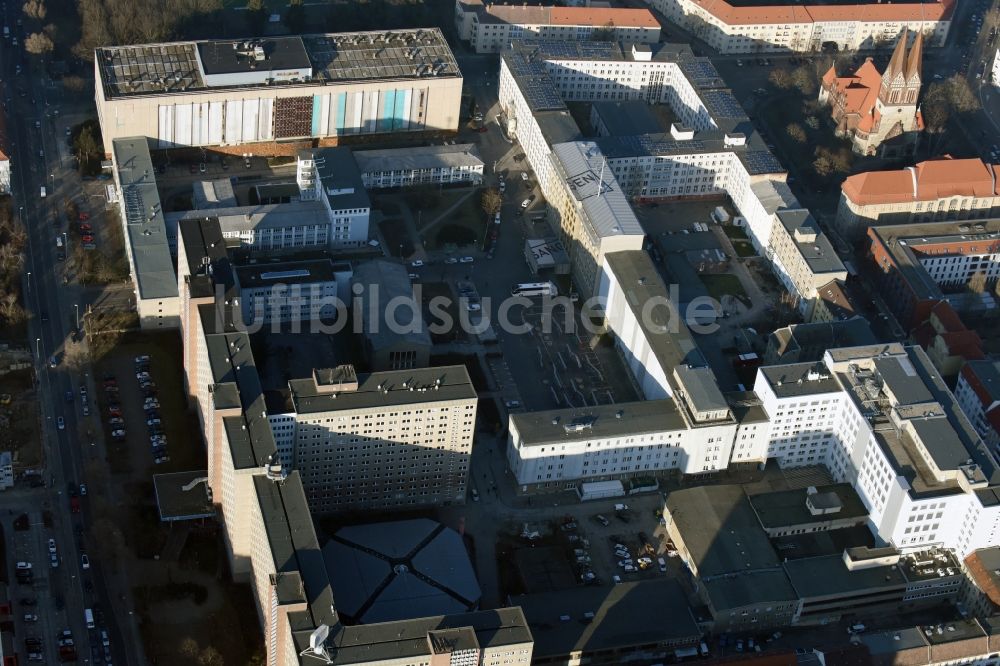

0,12,141,665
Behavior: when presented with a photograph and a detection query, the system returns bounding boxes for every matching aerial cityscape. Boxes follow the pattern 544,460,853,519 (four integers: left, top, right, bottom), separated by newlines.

3,0,1000,663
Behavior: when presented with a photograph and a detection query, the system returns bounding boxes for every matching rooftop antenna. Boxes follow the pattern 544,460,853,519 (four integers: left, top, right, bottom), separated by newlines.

300,624,333,663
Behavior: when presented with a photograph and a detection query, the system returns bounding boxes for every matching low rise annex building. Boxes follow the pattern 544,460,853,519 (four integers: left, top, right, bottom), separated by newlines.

95,30,463,155
647,0,953,54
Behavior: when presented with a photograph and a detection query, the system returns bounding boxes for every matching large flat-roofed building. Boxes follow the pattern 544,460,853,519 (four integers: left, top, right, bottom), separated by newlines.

511,580,700,665
748,343,1000,558
648,0,953,54
352,260,432,371
454,0,661,53
354,143,484,189
234,259,352,326
663,485,801,630
94,30,462,155
498,38,838,311
283,364,478,513
748,483,868,537
857,617,1000,666
112,137,180,329
865,218,1000,327
836,157,1000,238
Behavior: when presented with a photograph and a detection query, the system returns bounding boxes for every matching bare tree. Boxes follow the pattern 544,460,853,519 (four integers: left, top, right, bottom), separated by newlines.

768,68,793,90
481,188,503,217
791,66,817,96
22,0,45,20
786,123,807,143
969,270,989,294
180,638,200,660
24,31,53,55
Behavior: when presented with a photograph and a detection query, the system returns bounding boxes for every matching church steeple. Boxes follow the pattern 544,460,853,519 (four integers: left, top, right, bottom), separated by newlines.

880,28,911,105
904,30,923,85
883,27,908,82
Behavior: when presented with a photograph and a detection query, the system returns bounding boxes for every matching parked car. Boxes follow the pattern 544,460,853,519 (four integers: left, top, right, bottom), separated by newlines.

459,256,474,263
24,614,38,622
410,260,424,268
56,417,65,430
81,554,90,570
47,539,56,553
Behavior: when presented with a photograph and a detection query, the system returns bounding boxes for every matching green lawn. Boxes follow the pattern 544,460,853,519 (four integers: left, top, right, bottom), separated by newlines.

722,225,749,240
732,241,757,258
700,273,747,301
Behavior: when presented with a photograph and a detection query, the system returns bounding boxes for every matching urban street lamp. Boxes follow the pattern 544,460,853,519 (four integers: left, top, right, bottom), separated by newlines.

35,337,41,358
74,304,79,330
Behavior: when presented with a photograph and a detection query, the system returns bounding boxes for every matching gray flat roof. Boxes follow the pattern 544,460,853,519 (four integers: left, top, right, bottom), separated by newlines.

674,365,728,415
234,259,344,288
311,147,371,211
603,251,705,375
703,569,798,611
510,399,687,446
759,362,843,399
749,483,868,529
294,608,532,665
152,471,216,521
784,554,907,600
196,37,311,75
859,627,929,654
775,209,846,276
512,580,699,659
97,29,460,99
355,143,484,174
112,138,178,300
873,355,934,405
965,360,1000,403
254,472,337,628
665,485,779,576
592,100,662,137
169,198,336,233
352,260,431,351
289,365,476,414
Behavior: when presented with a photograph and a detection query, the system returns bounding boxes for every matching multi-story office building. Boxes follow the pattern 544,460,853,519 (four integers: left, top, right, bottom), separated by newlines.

768,209,848,317
94,30,463,154
112,137,180,329
498,38,839,311
962,547,1000,618
234,259,352,326
0,451,12,491
354,143,484,189
818,31,923,157
0,107,9,195
865,218,1000,327
280,364,478,513
648,0,953,54
836,157,1000,238
749,343,1000,558
956,360,1000,454
455,0,661,54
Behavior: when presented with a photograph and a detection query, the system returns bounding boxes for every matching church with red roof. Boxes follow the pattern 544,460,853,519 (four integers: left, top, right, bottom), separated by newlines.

818,28,924,157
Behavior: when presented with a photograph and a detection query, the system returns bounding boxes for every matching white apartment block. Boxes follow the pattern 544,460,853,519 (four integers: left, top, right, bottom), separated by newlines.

499,39,838,312
768,209,848,317
993,50,1000,88
751,344,1000,558
647,0,952,54
282,365,478,513
455,0,661,54
354,143,484,189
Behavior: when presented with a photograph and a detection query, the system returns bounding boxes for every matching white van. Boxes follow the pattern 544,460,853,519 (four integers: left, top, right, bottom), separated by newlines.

40,186,46,198
84,608,95,629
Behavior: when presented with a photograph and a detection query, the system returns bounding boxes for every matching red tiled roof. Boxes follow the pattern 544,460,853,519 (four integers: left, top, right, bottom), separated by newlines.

929,300,966,332
476,2,660,28
842,156,1000,205
685,0,953,26
823,58,884,132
